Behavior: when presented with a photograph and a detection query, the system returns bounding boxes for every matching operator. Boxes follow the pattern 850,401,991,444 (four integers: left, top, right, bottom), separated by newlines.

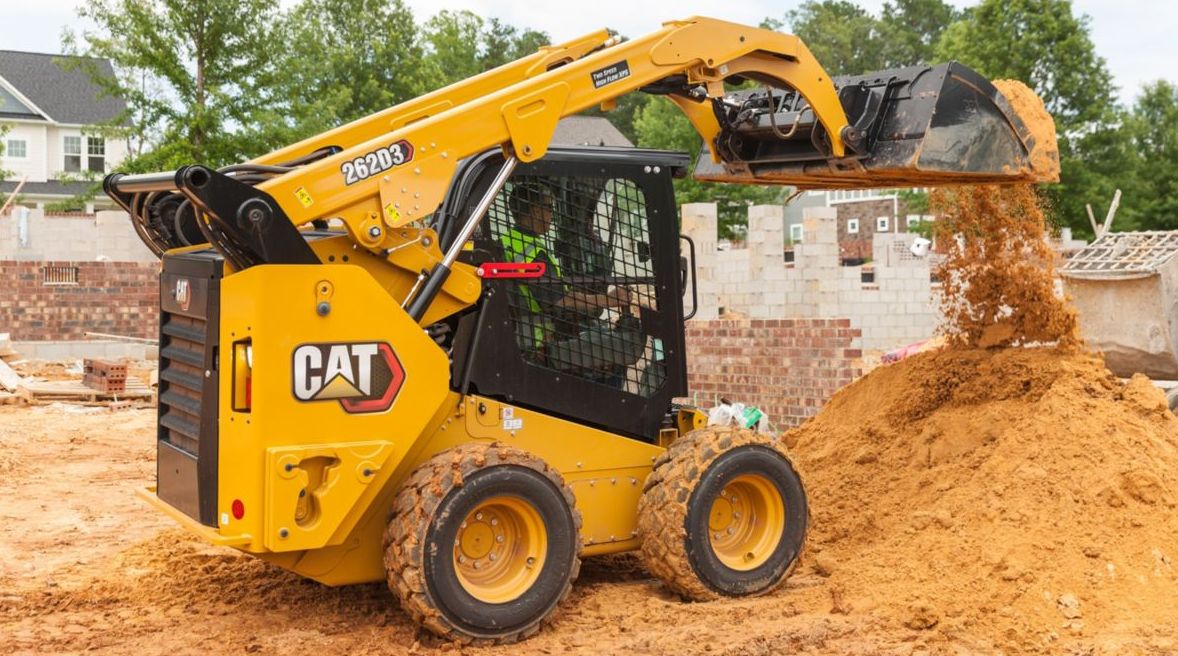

500,180,645,382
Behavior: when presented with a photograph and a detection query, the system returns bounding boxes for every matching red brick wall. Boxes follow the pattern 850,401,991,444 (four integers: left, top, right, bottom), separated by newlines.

685,318,862,429
0,260,159,341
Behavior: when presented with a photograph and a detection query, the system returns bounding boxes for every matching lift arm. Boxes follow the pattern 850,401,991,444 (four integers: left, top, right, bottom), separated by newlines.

106,17,853,261
105,16,1056,281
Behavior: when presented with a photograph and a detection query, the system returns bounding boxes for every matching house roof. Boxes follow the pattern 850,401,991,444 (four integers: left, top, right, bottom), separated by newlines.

552,116,632,147
1061,231,1178,280
0,51,125,125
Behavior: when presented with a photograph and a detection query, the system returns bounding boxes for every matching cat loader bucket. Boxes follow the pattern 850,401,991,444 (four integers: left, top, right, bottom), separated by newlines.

694,62,1059,189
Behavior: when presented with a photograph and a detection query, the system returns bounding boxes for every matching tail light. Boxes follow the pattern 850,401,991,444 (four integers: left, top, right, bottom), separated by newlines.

232,339,252,412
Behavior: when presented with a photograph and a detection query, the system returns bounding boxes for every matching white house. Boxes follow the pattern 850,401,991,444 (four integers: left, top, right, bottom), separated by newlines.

0,51,130,211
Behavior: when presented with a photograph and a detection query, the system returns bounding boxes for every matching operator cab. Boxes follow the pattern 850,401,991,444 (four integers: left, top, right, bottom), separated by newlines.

437,147,693,442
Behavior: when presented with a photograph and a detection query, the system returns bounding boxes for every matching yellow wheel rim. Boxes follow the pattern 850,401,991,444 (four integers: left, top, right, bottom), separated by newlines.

707,473,785,571
453,495,547,603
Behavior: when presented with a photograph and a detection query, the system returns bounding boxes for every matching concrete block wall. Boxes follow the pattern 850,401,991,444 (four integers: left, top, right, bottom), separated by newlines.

0,260,159,341
685,319,862,428
0,208,155,262
684,203,941,351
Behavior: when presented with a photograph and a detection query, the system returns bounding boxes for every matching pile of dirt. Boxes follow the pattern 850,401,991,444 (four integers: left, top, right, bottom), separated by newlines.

931,184,1079,349
787,346,1178,652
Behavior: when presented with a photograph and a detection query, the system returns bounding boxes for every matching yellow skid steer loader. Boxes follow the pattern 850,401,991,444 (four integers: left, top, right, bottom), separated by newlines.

104,17,1056,643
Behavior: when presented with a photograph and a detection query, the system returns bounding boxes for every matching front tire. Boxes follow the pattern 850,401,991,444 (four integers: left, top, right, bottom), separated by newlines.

383,443,581,644
638,427,808,601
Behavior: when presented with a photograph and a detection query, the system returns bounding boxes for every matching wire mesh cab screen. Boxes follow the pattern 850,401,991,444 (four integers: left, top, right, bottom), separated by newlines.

454,150,688,440
485,174,663,393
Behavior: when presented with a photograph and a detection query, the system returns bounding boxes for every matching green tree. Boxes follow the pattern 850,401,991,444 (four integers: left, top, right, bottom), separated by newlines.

782,1,885,75
66,0,281,171
419,10,551,88
878,0,960,66
1123,81,1178,229
773,0,958,75
248,0,430,152
634,98,780,238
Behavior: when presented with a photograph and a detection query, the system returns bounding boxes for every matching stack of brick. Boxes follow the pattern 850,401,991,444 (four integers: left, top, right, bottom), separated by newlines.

83,358,127,393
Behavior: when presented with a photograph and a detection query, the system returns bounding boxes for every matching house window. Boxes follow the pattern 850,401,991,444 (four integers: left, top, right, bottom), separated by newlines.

876,216,890,232
906,215,923,228
87,136,105,172
5,139,26,158
64,135,82,172
789,224,804,243
847,218,860,234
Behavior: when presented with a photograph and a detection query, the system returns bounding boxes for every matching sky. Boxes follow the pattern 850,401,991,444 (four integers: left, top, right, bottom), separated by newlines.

3,0,1175,104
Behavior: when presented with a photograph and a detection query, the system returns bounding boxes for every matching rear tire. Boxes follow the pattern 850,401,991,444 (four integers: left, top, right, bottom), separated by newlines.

638,427,808,601
383,443,581,644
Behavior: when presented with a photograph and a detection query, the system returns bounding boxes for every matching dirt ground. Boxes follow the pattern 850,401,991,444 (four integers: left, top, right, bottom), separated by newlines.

0,403,916,656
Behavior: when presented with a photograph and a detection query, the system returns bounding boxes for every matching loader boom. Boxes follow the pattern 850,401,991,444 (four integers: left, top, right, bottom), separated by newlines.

106,16,1056,280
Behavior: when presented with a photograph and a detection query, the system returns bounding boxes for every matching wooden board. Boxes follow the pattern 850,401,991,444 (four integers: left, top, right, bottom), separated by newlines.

0,358,22,392
16,376,155,403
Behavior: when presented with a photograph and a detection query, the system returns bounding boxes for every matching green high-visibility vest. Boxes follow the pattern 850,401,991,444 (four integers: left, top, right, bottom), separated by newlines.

500,228,562,312
500,228,563,347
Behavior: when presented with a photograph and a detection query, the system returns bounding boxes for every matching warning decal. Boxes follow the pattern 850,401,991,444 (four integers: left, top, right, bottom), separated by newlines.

591,60,631,89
